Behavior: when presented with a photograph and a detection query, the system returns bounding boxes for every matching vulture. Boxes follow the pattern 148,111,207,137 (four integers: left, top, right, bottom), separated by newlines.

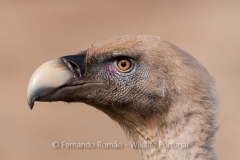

27,35,218,160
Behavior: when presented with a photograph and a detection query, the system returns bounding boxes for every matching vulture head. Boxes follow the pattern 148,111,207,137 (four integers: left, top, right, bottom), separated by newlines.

27,35,218,160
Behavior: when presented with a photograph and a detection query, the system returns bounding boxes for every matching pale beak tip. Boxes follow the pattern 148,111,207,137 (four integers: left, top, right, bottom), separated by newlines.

26,58,74,110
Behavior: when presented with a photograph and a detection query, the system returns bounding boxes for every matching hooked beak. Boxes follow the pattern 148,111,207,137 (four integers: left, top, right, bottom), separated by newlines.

27,53,101,109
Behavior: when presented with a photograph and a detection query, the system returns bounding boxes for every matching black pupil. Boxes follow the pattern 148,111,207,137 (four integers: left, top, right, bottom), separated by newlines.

121,61,127,67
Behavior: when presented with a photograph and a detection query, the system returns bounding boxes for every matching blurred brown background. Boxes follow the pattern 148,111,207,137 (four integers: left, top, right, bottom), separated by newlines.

1,0,239,159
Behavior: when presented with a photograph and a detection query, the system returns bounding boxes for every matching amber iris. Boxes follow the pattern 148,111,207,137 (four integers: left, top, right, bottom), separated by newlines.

117,59,131,71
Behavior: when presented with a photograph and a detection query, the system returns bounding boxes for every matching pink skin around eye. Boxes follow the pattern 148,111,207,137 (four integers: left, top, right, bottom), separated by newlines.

103,62,118,76
103,61,135,77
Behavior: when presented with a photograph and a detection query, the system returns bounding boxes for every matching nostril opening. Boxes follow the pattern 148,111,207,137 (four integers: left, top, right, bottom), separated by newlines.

70,61,79,72
68,61,80,77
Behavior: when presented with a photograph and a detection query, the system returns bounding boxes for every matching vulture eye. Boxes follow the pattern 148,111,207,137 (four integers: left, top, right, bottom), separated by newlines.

117,58,132,72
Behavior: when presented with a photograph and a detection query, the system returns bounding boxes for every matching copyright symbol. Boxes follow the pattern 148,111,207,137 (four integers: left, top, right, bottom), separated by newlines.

52,141,60,148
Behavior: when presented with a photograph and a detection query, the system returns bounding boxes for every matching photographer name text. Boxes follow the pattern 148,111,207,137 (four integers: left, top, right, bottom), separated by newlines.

52,141,189,149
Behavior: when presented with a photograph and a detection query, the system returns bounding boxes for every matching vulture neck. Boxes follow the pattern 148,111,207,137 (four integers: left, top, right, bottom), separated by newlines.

120,100,217,160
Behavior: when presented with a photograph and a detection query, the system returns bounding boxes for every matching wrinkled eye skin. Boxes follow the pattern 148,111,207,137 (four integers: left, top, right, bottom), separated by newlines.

84,56,156,113
100,61,135,79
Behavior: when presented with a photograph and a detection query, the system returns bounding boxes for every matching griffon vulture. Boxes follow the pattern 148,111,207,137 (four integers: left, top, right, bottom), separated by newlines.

27,35,218,160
